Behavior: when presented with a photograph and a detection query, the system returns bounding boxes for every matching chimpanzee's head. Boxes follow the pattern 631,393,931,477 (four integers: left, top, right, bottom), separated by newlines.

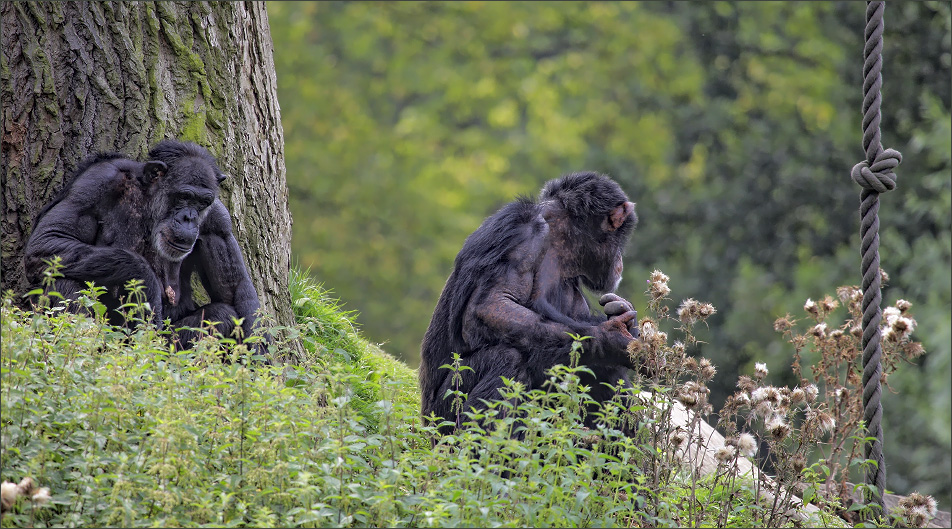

144,140,227,262
539,171,637,293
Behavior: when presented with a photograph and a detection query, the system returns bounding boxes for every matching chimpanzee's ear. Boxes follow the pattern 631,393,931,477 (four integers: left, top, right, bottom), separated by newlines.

142,160,167,185
604,201,636,232
216,171,228,185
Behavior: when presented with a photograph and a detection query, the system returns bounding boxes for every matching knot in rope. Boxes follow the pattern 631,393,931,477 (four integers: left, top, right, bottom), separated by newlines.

851,148,902,193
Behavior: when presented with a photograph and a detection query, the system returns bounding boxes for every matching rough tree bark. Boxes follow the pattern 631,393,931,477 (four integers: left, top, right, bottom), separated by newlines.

1,1,296,336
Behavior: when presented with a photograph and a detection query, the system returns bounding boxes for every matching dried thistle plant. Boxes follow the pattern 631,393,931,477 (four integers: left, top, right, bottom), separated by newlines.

627,270,934,527
750,276,931,514
895,491,939,528
0,477,50,514
646,269,672,318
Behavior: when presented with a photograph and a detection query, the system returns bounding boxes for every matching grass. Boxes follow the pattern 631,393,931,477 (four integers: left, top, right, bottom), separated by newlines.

285,267,420,432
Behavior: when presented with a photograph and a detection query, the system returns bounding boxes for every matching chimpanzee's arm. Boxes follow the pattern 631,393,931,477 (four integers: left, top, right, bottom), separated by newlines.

193,201,262,340
464,252,636,378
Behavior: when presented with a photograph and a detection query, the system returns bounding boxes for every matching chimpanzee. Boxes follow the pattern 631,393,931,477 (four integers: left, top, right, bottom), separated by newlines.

141,140,264,351
419,171,640,435
24,140,265,352
24,152,169,324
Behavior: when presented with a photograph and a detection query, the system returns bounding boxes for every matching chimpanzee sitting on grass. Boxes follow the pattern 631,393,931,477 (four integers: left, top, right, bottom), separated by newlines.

24,140,265,353
419,171,640,435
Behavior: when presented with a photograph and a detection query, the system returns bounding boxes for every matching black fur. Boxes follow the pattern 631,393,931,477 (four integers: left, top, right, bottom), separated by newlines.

31,152,126,232
419,171,640,435
24,152,167,325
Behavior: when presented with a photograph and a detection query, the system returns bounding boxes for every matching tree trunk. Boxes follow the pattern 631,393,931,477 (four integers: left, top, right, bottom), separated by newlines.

1,1,295,334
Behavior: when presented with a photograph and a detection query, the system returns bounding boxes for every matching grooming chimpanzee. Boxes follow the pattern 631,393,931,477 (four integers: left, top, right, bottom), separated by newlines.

419,171,640,435
24,153,169,324
24,140,265,353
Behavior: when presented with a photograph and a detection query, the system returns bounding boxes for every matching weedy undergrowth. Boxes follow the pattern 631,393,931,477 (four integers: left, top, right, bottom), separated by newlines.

0,265,936,527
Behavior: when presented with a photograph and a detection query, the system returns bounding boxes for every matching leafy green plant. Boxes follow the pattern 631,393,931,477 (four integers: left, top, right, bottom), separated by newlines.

2,267,935,527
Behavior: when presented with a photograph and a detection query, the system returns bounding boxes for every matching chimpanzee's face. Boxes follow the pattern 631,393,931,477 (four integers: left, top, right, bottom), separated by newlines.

151,156,221,262
579,200,637,293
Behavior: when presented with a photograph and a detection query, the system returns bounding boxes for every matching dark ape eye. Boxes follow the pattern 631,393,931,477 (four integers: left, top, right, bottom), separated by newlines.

173,190,214,210
196,194,214,210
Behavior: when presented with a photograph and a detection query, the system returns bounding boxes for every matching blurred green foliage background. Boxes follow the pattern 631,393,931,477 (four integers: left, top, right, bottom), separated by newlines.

267,1,950,508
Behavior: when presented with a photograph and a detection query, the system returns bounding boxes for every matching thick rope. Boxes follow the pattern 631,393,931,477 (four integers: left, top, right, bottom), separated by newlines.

850,1,901,518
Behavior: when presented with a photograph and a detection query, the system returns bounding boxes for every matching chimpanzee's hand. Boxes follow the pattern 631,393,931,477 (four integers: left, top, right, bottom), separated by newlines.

599,293,633,316
599,293,639,338
145,275,165,328
596,310,638,367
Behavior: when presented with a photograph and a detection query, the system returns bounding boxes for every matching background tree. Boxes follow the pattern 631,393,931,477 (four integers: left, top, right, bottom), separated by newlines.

1,1,295,331
268,1,950,507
